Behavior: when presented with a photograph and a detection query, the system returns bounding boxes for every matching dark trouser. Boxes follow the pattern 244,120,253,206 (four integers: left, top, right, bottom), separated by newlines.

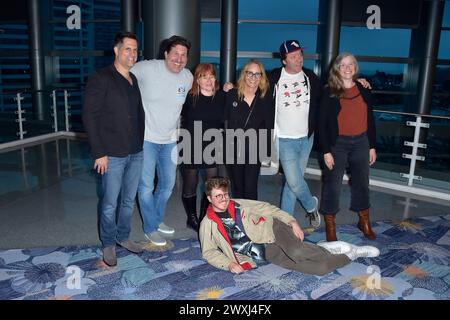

319,133,370,215
228,163,260,200
265,219,350,276
181,166,218,197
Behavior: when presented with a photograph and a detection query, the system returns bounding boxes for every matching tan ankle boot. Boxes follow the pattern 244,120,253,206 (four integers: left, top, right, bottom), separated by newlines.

324,214,337,242
357,209,376,240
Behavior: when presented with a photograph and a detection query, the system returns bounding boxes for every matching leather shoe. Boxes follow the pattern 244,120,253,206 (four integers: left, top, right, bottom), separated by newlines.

103,246,117,266
117,240,143,253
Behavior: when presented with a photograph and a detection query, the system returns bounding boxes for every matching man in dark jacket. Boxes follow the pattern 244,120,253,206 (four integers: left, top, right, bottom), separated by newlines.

83,31,145,266
267,40,322,228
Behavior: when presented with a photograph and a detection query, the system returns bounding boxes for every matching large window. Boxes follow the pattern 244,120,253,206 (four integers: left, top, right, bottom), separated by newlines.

433,0,450,117
340,27,411,57
0,0,121,141
200,0,320,74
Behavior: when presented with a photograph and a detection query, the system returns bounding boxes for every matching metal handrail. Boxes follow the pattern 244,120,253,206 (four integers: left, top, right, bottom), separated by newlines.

0,87,84,96
373,109,450,120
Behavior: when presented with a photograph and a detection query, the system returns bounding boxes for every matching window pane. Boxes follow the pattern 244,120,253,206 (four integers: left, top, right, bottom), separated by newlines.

238,0,319,21
357,62,407,89
238,24,317,52
340,27,411,57
201,22,221,51
50,22,120,51
443,0,450,27
50,0,120,51
432,65,450,116
438,31,450,59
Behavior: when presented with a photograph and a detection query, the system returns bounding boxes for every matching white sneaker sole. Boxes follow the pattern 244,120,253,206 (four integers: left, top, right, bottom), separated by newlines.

144,233,167,246
157,228,175,235
354,246,380,258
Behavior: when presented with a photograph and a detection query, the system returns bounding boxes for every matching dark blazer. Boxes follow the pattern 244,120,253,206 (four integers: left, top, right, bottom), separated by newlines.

83,64,145,159
318,82,377,154
268,67,323,138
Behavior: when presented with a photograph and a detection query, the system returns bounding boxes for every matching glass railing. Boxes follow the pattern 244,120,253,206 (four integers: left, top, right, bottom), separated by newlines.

0,88,84,144
370,110,450,191
309,110,450,194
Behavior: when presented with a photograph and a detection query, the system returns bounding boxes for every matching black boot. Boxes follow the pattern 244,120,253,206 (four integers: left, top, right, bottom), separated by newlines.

182,195,199,231
199,193,210,223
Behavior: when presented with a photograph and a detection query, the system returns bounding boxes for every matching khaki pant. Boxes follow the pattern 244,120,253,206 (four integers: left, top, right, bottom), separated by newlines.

265,219,350,276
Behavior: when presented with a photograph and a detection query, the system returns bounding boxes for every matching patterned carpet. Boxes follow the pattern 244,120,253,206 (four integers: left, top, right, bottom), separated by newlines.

1,214,449,300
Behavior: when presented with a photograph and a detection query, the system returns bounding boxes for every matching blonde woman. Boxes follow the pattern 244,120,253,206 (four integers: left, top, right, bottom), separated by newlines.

224,59,273,200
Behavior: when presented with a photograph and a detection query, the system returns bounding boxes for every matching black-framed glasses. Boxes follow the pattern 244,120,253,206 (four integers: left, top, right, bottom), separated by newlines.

212,193,230,201
245,71,262,79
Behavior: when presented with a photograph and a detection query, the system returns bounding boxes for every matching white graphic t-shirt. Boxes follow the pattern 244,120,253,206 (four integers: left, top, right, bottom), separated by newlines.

276,68,310,138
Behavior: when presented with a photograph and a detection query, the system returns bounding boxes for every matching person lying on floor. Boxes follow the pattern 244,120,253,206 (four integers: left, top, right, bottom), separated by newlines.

199,176,380,276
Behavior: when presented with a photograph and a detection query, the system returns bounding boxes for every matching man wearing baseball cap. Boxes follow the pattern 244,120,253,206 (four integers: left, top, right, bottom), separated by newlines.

268,40,322,229
268,40,371,236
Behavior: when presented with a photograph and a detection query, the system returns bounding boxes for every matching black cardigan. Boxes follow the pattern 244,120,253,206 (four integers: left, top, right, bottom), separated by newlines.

318,82,376,154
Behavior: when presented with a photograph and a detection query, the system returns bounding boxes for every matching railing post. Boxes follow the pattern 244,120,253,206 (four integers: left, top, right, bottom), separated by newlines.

14,93,27,140
66,138,72,177
63,90,71,132
401,115,429,186
20,147,29,189
51,90,58,132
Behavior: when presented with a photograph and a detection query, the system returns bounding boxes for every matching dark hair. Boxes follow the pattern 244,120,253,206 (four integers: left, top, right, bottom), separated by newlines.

205,176,230,196
279,48,303,64
114,31,138,47
164,35,191,55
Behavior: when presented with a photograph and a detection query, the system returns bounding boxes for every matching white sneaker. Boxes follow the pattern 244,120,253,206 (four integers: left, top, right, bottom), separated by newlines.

353,245,380,258
345,244,380,261
144,231,167,246
305,196,321,229
317,241,352,255
158,223,175,234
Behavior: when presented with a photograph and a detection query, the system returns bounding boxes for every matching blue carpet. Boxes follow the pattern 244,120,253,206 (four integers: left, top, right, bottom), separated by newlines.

1,214,449,300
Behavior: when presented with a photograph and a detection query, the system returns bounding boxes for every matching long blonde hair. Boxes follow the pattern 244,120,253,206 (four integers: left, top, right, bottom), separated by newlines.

236,59,269,101
328,52,359,98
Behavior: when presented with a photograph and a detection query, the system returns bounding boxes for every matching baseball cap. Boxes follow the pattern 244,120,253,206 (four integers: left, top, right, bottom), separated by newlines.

279,40,305,56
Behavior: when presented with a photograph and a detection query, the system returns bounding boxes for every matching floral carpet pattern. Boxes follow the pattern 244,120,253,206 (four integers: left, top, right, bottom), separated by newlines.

1,214,449,300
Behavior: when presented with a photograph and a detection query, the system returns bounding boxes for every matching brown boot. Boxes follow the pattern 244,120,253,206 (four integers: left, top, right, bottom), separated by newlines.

324,214,338,242
357,209,376,240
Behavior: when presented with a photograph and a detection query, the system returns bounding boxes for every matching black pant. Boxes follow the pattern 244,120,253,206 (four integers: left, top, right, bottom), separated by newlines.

228,163,260,200
319,133,370,215
181,166,218,197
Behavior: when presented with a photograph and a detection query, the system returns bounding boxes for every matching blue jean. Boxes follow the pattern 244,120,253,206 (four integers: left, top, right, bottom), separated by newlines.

138,141,177,233
279,135,315,215
319,133,370,215
99,151,143,247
